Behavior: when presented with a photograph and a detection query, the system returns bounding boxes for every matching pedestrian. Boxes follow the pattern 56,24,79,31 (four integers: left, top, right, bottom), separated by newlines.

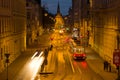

104,60,108,71
104,61,106,70
49,44,53,51
108,61,111,72
44,49,48,58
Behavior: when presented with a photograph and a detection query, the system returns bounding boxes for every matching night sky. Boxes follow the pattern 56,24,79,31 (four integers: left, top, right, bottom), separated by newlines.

41,0,72,16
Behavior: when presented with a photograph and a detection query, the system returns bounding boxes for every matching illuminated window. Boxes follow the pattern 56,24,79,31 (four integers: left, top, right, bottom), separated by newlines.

89,0,93,8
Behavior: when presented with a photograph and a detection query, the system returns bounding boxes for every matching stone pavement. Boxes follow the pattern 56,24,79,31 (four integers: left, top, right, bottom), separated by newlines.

86,47,118,80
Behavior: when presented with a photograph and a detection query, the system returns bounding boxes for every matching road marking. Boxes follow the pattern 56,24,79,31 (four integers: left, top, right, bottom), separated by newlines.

67,51,75,73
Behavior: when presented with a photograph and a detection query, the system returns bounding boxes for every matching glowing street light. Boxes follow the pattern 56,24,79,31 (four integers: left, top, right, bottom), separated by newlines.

44,13,48,16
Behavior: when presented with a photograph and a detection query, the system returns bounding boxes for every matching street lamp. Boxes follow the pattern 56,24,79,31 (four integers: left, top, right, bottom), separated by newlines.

44,13,48,17
4,53,10,80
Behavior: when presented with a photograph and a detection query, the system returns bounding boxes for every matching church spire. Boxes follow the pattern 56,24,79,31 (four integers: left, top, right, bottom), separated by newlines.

57,1,60,13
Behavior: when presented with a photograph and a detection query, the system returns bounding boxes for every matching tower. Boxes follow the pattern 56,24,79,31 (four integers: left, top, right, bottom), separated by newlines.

57,1,60,14
55,1,64,29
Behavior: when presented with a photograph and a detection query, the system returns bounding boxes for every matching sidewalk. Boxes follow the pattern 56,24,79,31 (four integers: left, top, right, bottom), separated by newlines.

0,33,51,80
0,49,36,80
86,47,118,80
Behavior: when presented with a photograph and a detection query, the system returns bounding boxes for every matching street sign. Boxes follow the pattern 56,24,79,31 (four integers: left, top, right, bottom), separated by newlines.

113,49,120,66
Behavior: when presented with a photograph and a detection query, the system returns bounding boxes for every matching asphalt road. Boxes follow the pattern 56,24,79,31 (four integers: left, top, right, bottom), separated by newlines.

38,31,104,80
0,31,117,80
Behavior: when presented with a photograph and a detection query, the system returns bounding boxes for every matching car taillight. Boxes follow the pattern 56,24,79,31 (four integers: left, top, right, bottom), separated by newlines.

82,54,86,56
73,54,76,56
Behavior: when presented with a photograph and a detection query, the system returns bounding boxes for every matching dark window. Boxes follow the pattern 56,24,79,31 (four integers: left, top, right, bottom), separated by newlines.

87,0,90,4
26,3,29,7
27,12,30,19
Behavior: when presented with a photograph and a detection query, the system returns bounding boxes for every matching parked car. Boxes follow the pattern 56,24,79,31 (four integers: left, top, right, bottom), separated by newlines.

72,46,86,60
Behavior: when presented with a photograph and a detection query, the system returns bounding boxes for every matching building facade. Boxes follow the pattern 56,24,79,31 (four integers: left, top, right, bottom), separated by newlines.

26,0,43,46
72,0,82,29
89,0,120,64
0,0,26,72
64,8,74,33
72,0,90,44
55,2,64,30
72,0,120,65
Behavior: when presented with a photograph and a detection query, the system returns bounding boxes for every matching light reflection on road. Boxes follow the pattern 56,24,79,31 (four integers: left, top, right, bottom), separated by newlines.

14,51,44,80
39,32,104,80
72,59,104,80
